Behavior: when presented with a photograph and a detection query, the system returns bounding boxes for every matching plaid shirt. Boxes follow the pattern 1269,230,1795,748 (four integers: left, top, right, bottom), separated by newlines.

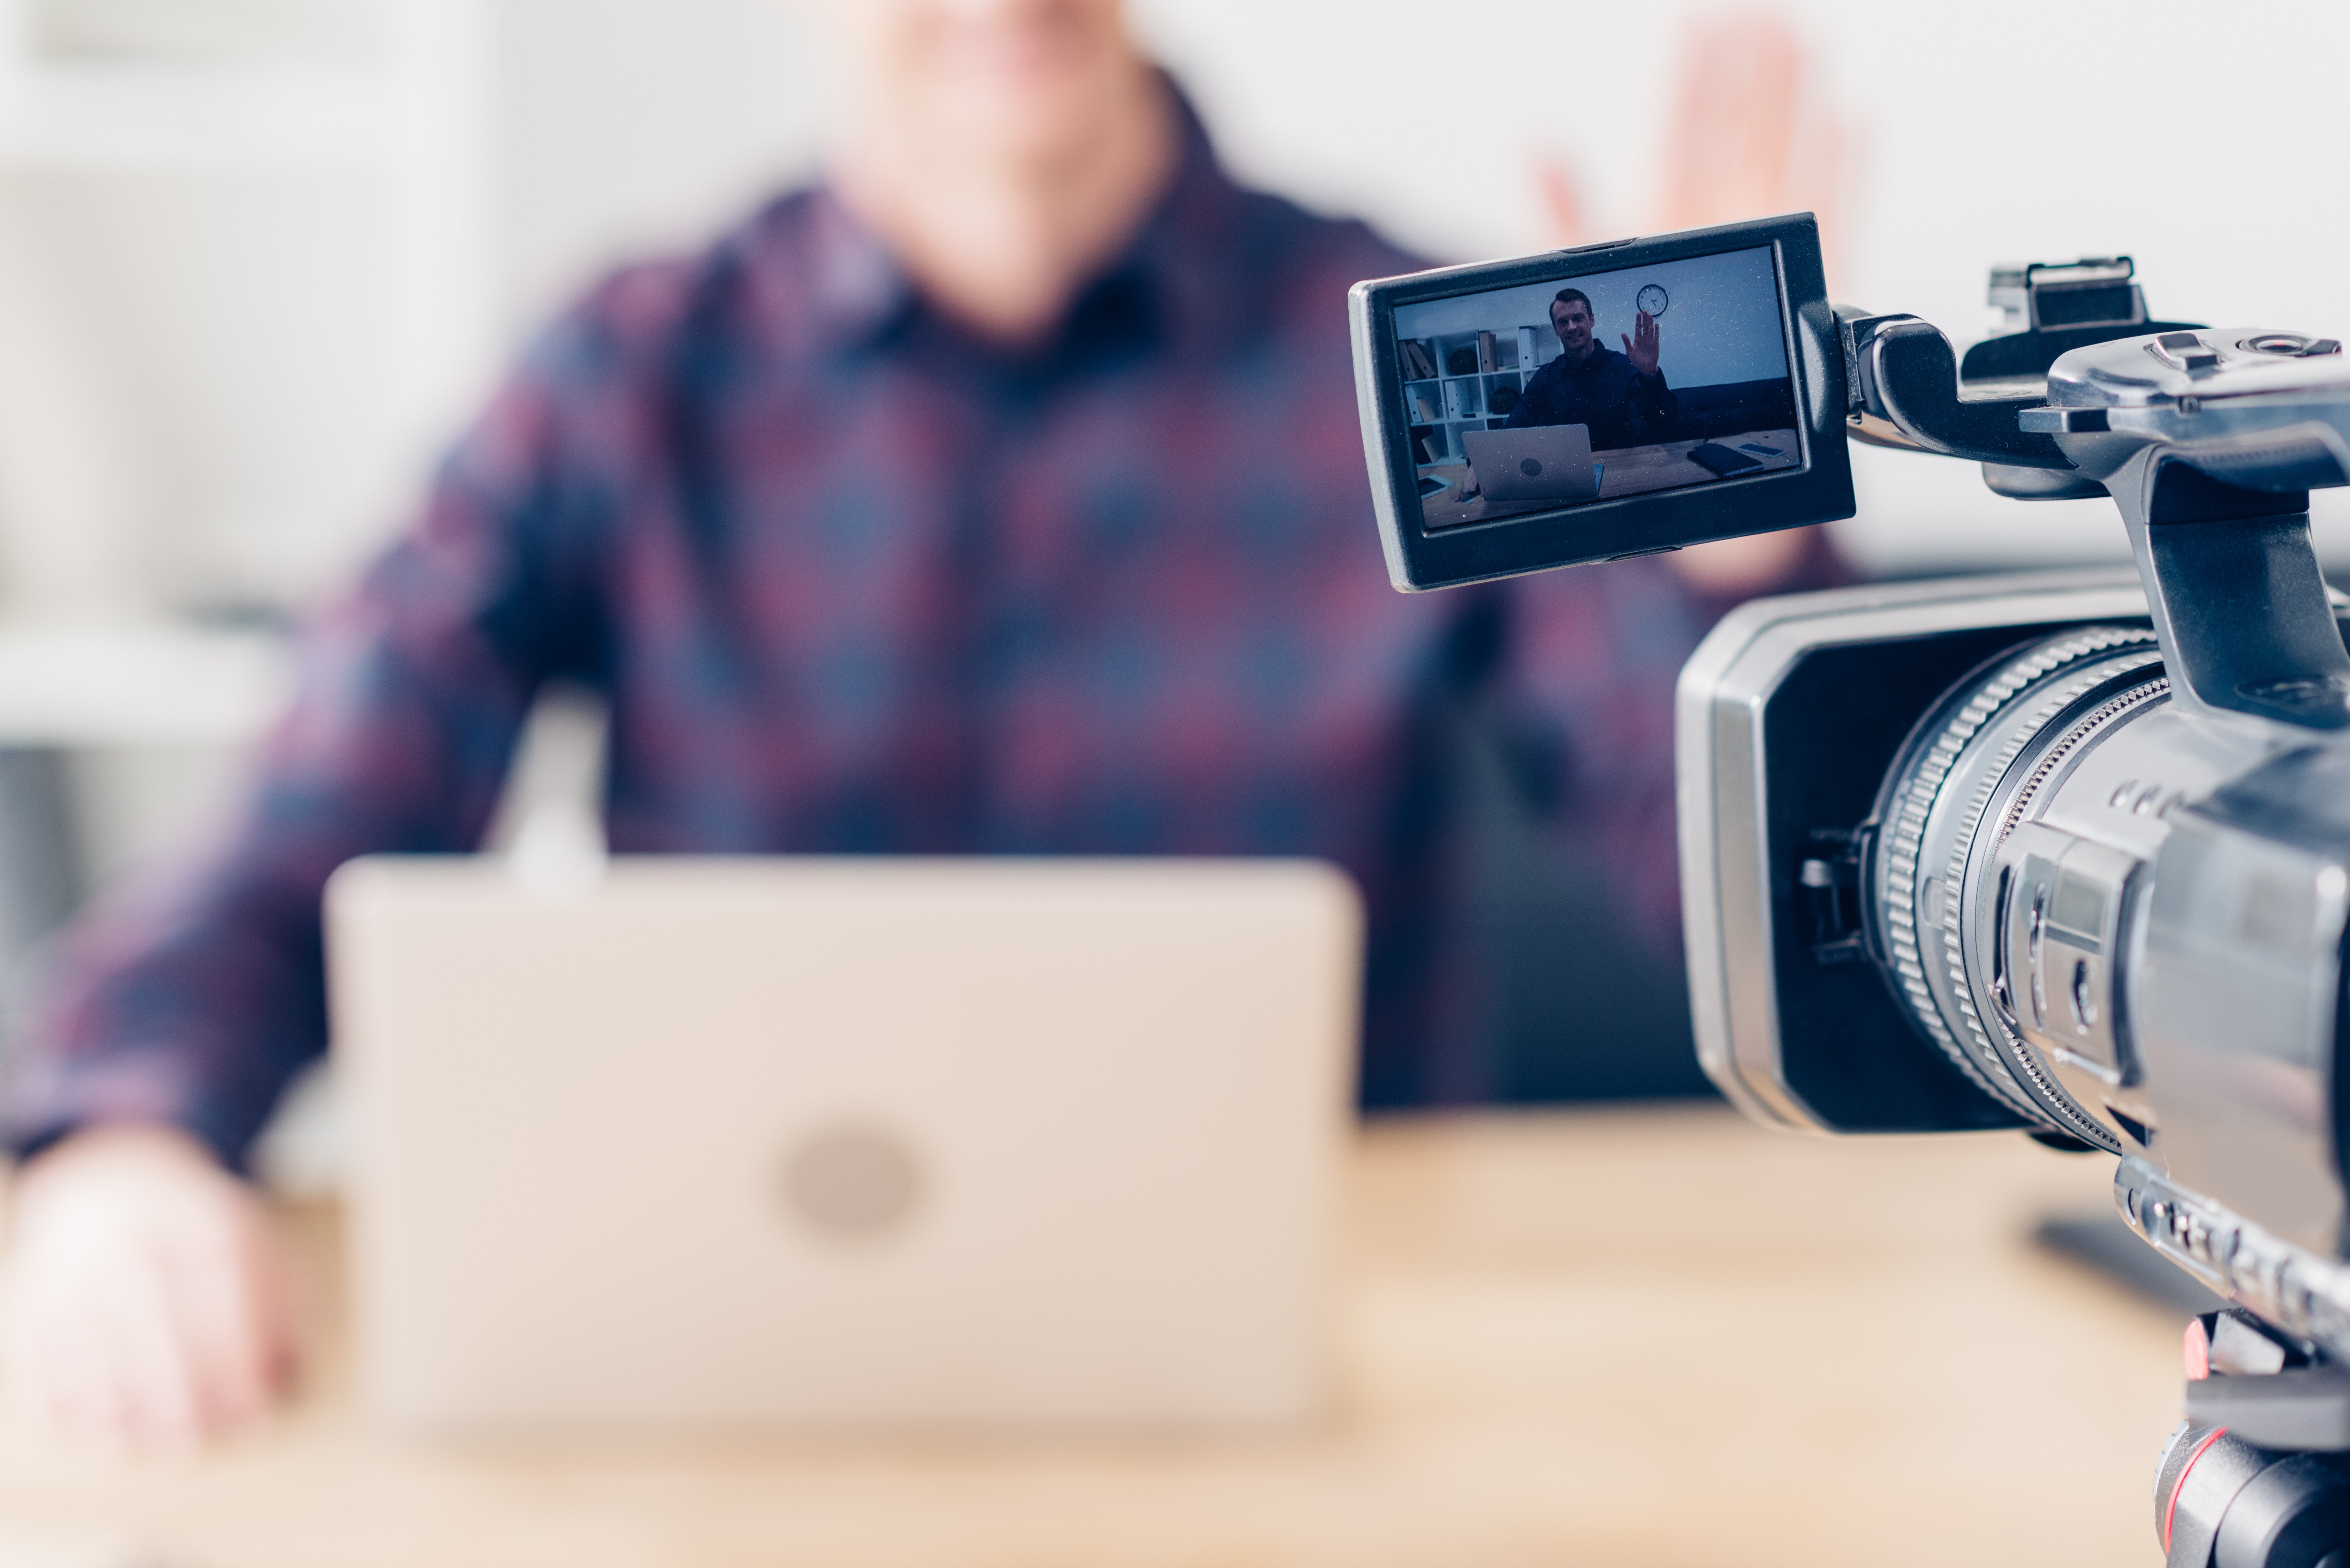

3,100,1802,1164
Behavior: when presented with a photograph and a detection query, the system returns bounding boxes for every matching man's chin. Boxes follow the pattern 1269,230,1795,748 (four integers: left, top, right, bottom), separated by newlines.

909,50,1147,170
900,87,1107,167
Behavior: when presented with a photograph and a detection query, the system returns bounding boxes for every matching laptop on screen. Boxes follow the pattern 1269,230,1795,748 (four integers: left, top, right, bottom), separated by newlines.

1462,423,1602,505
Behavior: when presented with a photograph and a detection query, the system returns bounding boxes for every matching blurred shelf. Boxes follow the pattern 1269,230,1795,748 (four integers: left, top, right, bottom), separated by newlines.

0,63,395,171
0,616,288,745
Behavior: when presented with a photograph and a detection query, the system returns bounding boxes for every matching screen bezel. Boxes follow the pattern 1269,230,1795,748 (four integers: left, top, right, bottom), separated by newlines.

1350,212,1854,592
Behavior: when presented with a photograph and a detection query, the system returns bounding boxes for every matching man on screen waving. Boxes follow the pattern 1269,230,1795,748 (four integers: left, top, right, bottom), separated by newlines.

1504,288,1678,449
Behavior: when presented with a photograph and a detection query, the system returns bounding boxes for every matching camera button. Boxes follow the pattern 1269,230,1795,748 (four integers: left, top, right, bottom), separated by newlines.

2149,331,2221,373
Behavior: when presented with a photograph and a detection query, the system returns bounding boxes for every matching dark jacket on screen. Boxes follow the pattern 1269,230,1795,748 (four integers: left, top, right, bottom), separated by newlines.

1505,343,1677,450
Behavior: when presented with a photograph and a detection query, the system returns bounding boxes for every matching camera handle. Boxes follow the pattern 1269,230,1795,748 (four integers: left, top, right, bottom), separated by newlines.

2103,450,2350,731
1832,304,2350,732
1836,307,2076,471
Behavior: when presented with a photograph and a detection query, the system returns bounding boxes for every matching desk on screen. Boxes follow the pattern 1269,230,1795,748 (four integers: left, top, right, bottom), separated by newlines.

1418,427,1802,532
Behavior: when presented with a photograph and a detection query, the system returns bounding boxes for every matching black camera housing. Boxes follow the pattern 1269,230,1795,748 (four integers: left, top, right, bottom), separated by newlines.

1678,570,2163,1135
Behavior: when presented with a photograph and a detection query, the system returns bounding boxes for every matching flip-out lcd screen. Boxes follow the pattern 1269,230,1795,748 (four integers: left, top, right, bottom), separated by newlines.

1392,246,1796,528
1350,214,1853,590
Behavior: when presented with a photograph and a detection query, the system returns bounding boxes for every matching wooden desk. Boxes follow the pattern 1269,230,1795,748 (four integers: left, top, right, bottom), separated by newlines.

1418,428,1802,531
0,1107,2181,1567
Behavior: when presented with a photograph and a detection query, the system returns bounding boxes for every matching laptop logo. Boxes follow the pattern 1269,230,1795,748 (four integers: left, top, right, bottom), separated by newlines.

1520,457,1543,477
783,1121,925,1241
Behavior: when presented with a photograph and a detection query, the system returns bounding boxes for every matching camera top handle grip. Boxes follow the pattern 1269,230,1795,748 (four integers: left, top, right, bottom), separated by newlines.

1837,309,2077,471
1833,258,2203,489
1831,295,2350,731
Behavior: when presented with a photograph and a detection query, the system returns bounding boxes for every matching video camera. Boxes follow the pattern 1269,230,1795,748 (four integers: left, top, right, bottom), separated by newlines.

1351,217,2350,1566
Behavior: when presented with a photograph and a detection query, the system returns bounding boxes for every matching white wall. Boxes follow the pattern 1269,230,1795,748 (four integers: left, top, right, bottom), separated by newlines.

0,166,412,610
0,0,825,621
487,0,820,340
0,0,494,614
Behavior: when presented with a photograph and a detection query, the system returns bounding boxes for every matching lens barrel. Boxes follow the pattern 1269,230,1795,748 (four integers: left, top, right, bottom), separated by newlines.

1868,627,2169,1149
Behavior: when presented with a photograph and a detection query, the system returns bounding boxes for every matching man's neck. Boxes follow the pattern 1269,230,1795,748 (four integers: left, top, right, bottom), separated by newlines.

1560,340,1600,369
831,69,1179,350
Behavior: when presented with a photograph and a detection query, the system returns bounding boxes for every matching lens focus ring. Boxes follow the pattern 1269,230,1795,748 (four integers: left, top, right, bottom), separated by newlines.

1873,627,2161,1144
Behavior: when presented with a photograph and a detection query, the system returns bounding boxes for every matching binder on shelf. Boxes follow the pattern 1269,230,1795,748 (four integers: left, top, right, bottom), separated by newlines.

1400,339,1438,380
1477,330,1498,373
1410,389,1442,424
1517,326,1546,376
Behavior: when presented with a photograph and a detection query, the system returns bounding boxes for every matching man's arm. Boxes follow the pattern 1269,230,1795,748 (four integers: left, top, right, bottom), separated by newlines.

0,281,637,1445
1620,311,1678,441
1503,363,1549,429
3,314,617,1169
1625,372,1678,443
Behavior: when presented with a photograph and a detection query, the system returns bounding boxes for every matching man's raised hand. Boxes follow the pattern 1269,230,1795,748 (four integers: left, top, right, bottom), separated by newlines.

1624,309,1662,380
1530,14,1849,272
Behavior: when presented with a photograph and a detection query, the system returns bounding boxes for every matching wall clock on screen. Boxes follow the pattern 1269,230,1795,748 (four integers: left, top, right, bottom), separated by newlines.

1635,283,1669,317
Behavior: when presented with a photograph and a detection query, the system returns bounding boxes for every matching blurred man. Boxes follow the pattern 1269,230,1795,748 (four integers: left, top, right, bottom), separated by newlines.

1504,289,1677,447
0,0,1837,1446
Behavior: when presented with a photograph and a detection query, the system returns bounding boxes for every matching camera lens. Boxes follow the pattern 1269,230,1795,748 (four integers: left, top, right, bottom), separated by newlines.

1868,627,2167,1148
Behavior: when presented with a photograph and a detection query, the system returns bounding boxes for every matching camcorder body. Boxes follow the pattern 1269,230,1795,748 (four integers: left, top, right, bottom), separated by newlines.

1351,220,2350,1565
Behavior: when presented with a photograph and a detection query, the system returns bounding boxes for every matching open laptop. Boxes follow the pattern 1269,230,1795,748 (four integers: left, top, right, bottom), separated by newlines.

1462,423,1602,505
326,856,1361,1435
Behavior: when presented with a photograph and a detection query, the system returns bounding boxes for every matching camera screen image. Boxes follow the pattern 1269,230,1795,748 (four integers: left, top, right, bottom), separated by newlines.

1391,246,1797,530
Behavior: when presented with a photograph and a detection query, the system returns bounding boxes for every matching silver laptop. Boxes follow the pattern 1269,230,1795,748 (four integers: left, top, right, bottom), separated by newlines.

1463,423,1602,504
326,856,1361,1435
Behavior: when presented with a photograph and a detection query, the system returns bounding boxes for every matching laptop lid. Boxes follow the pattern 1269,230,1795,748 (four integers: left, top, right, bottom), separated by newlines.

1463,424,1600,503
327,856,1361,1434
